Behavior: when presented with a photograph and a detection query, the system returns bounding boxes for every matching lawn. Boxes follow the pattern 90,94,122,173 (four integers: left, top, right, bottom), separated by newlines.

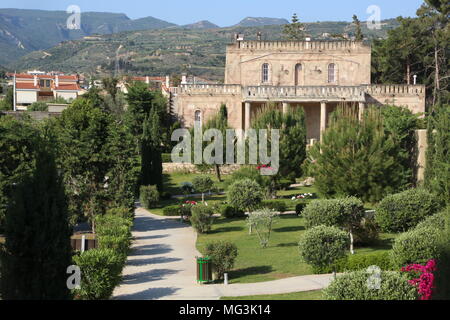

163,172,229,195
220,290,324,300
196,215,397,284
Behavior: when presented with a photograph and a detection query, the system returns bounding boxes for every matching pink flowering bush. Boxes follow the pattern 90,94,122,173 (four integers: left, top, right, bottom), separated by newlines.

401,259,437,300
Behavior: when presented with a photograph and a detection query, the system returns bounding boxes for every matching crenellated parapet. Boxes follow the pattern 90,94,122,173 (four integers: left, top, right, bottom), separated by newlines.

227,40,371,52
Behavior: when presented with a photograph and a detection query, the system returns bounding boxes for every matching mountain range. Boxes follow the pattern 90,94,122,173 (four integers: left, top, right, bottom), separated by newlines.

0,9,293,66
0,9,400,80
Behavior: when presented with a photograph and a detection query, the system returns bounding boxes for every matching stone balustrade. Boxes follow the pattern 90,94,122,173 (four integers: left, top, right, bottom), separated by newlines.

365,84,425,95
244,85,366,102
178,84,242,95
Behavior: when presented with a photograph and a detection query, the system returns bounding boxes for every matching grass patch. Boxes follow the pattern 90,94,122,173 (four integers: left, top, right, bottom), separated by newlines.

163,172,229,195
220,290,324,300
196,215,397,284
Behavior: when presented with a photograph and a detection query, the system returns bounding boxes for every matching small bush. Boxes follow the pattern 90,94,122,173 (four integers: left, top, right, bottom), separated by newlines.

303,197,365,229
204,241,238,279
180,182,195,195
226,166,271,193
97,234,130,259
72,248,124,300
192,175,214,197
295,203,306,216
227,179,263,212
163,205,180,216
336,251,393,272
299,225,349,273
324,270,418,300
390,226,442,268
261,200,287,213
139,185,160,209
191,204,214,233
95,215,132,238
220,205,245,219
375,188,443,233
106,207,133,219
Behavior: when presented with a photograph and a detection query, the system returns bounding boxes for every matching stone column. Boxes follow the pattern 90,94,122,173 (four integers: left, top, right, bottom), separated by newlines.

358,102,366,121
245,102,251,131
320,101,327,141
282,102,290,114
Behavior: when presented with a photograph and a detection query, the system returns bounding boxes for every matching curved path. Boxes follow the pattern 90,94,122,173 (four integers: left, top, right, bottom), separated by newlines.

113,208,334,300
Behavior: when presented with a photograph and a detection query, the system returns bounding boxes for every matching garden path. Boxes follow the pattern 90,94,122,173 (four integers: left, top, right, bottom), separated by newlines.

113,207,334,300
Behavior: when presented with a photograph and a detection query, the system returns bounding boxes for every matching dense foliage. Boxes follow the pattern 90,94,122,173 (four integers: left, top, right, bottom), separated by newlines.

324,270,419,300
204,241,238,279
227,179,264,212
190,204,214,234
306,107,406,203
298,225,349,273
139,185,160,209
375,188,443,233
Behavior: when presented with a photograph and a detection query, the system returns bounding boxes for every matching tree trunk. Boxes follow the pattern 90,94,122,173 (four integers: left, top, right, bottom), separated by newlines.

215,164,222,182
434,44,440,105
406,61,411,85
202,192,205,203
349,230,354,255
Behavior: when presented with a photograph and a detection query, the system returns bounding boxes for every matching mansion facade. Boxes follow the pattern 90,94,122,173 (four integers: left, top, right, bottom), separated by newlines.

172,40,425,143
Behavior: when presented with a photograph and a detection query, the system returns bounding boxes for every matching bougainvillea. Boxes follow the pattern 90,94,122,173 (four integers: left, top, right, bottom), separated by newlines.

401,259,437,300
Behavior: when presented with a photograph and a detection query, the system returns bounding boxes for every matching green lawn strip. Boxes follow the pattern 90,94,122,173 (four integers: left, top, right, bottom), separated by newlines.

149,194,227,216
196,215,397,284
220,290,324,300
163,172,230,195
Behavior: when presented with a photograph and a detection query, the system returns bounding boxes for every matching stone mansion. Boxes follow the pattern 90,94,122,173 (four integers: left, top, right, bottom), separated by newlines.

172,40,426,143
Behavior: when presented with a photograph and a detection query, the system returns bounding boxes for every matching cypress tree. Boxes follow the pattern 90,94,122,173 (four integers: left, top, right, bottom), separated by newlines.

0,143,72,300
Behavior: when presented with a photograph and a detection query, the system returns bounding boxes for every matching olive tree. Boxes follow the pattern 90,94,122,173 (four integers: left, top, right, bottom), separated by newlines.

247,208,279,248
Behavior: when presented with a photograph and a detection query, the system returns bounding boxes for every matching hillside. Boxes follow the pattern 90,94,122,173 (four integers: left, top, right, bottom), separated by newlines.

0,8,176,65
234,17,289,27
8,19,400,81
182,21,220,29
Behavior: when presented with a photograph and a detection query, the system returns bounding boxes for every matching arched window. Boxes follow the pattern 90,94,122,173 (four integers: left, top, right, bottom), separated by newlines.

262,63,270,83
295,63,302,86
194,110,202,126
328,63,336,83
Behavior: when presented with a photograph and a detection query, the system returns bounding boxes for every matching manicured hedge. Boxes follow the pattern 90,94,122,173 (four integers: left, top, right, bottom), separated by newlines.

375,188,443,233
299,225,349,273
191,204,214,234
303,197,365,229
163,205,180,216
220,205,245,218
390,226,442,267
261,200,287,213
324,270,418,300
139,185,159,209
336,251,393,272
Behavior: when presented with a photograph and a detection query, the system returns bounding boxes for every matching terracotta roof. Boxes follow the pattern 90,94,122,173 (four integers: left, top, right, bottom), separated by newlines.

16,83,39,90
54,84,80,91
12,73,78,81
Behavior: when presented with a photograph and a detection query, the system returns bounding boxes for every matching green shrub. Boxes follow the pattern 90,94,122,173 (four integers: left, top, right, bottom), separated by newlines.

225,166,271,194
204,241,238,279
375,188,443,233
227,179,263,212
220,205,245,219
106,207,133,219
336,251,393,272
191,204,214,233
295,203,306,216
72,248,124,300
390,226,442,268
299,225,349,273
162,205,180,216
192,175,214,201
261,200,287,213
247,208,279,248
180,182,194,194
161,153,172,163
324,270,418,300
97,234,130,259
306,107,406,203
95,214,132,238
28,102,48,111
303,197,365,229
139,185,160,209
414,209,447,231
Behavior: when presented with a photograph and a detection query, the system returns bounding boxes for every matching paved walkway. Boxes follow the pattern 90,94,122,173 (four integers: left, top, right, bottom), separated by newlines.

113,208,334,300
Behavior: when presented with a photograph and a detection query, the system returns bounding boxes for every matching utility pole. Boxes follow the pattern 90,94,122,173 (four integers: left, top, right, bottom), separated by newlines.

13,71,16,112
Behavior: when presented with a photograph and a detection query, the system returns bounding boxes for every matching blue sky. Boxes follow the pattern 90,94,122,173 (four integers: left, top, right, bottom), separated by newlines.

1,0,424,26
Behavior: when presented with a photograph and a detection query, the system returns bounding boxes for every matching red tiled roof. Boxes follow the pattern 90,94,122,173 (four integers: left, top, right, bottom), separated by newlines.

16,83,39,90
54,84,80,91
12,73,78,81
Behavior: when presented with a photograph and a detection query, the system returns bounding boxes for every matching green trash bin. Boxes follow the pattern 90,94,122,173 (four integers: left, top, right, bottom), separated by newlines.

196,256,212,283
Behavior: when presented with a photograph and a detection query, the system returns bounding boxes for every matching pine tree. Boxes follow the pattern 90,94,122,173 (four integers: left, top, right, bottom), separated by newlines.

425,105,450,206
0,144,72,300
283,13,305,41
149,107,163,191
352,15,364,41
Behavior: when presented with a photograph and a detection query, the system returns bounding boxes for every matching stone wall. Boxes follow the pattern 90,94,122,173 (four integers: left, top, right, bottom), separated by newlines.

225,41,372,87
366,85,426,114
163,162,241,175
